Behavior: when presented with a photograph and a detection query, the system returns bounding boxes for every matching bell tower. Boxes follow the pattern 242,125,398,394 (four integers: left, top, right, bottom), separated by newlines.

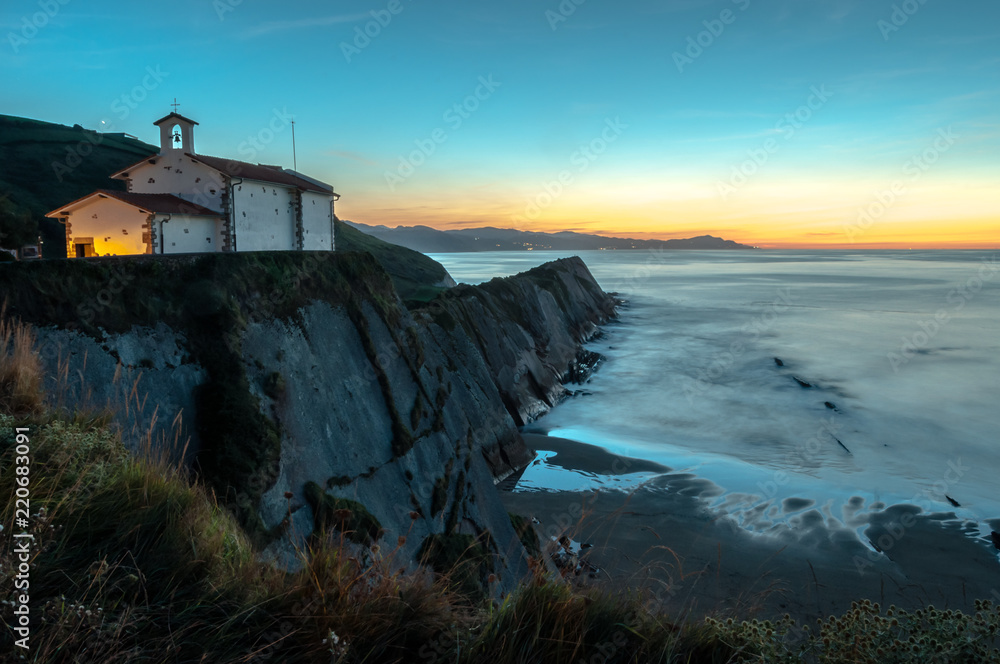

153,103,198,155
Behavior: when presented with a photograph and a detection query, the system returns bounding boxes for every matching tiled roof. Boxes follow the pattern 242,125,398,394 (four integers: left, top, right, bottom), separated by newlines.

153,112,200,126
109,153,333,194
186,154,332,193
46,190,221,217
97,190,221,215
109,155,160,179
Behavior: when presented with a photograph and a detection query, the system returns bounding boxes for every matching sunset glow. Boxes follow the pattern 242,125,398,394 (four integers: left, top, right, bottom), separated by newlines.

3,0,997,248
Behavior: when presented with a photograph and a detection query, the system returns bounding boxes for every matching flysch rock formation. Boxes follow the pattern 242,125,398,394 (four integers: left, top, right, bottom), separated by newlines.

10,252,616,592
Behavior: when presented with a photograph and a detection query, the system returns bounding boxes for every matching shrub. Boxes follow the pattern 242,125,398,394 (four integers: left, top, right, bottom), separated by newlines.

418,532,494,599
465,572,688,664
703,600,1000,663
2,409,998,663
304,481,383,546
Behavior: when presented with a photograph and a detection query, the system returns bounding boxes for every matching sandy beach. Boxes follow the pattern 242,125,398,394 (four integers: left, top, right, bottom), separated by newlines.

502,434,1000,624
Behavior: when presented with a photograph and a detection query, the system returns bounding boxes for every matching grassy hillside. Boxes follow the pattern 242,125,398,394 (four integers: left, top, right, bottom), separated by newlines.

0,250,409,540
0,115,158,258
334,218,452,304
0,246,451,543
0,114,455,291
3,315,999,661
348,221,756,253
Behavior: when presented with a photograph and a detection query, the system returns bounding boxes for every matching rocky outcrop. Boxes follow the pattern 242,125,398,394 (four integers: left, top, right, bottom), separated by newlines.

3,251,615,591
33,323,204,466
422,258,617,427
243,297,535,583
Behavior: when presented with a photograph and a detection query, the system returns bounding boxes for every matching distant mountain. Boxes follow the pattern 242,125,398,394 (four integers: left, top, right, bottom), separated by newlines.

344,222,755,253
0,115,159,258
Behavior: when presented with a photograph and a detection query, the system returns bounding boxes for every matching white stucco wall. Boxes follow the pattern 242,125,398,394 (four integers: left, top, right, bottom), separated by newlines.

301,191,334,251
124,155,226,214
157,215,223,255
232,181,296,251
65,197,150,256
107,152,336,254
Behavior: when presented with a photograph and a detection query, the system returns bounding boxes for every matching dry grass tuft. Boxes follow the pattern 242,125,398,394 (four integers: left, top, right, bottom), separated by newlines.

0,305,43,416
2,398,997,662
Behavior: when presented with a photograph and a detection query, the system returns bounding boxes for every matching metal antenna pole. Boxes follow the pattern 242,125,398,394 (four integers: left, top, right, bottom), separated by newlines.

291,119,297,171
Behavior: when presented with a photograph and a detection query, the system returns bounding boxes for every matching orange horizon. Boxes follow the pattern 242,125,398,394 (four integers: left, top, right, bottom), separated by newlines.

342,217,998,251
337,171,999,252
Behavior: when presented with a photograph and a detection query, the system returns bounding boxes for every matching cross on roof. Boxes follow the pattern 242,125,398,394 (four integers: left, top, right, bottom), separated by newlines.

171,98,180,112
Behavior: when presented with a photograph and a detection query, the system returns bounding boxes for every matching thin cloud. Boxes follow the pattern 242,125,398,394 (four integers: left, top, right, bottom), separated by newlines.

326,150,379,166
243,14,368,39
675,128,785,144
668,109,773,121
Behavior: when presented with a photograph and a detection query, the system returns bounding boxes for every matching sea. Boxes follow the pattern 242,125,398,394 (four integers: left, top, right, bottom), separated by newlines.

430,249,1000,544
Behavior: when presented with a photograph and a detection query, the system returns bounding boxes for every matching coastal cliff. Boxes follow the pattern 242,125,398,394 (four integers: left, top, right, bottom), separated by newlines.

0,250,615,588
426,259,617,427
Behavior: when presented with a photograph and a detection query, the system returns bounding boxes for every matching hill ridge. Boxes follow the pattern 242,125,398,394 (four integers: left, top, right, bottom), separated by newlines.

0,114,160,257
345,220,755,253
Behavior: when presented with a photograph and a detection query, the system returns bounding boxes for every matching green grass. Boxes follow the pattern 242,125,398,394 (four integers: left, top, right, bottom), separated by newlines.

2,252,999,663
0,251,415,541
417,532,494,599
304,481,384,546
1,405,999,663
334,219,450,304
0,240,447,514
466,576,687,663
0,412,459,663
0,114,159,258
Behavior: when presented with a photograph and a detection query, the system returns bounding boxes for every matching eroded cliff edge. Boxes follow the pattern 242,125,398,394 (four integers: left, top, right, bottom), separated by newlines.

0,251,616,589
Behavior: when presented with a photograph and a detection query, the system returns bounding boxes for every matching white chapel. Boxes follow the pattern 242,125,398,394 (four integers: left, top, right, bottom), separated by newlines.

46,111,338,257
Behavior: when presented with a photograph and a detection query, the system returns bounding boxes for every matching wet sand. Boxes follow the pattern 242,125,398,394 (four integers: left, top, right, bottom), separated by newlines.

502,434,1000,623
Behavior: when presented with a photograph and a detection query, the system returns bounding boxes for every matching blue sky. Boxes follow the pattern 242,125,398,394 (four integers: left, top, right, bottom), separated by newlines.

3,0,998,246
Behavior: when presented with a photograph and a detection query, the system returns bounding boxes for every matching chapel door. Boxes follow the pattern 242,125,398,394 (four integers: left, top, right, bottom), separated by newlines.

74,240,94,258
